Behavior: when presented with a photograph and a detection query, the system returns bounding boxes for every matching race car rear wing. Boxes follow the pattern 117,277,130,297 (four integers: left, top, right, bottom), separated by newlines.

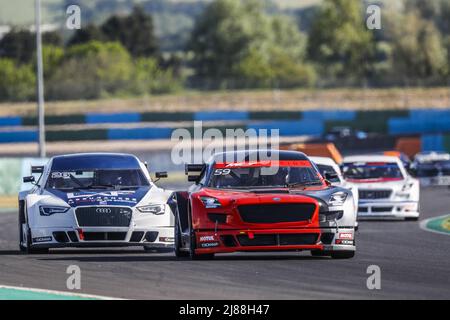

31,166,44,174
185,164,205,182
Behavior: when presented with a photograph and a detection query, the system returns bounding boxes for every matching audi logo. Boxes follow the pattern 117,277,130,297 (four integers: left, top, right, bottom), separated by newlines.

96,208,112,214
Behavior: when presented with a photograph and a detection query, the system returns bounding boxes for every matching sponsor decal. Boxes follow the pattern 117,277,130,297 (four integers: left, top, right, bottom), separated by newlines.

159,237,174,243
33,236,52,243
336,239,354,245
199,235,216,242
339,233,353,240
47,187,150,207
200,242,219,248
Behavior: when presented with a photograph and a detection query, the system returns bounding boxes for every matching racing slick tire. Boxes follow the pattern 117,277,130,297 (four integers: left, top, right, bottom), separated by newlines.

25,228,49,254
19,222,26,253
189,229,214,260
19,203,49,254
18,202,27,252
311,250,355,259
330,251,355,259
310,250,328,257
174,211,189,258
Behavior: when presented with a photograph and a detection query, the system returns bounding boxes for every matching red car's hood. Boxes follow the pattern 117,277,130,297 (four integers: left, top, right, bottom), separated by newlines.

199,187,321,205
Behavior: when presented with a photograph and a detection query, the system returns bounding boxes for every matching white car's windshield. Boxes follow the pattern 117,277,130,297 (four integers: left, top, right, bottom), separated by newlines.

46,169,149,190
316,164,341,183
343,162,403,181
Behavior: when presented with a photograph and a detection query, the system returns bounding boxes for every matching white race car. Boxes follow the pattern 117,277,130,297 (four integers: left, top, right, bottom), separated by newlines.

19,153,175,253
310,156,359,230
342,155,420,220
310,156,359,209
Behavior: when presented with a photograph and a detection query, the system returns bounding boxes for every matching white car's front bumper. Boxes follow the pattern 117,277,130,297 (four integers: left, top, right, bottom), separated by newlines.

29,226,174,249
357,201,419,219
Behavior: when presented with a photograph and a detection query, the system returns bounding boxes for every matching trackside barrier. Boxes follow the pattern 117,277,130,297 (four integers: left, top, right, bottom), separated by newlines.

0,158,49,197
1,109,450,143
421,135,445,152
395,137,421,158
282,143,342,164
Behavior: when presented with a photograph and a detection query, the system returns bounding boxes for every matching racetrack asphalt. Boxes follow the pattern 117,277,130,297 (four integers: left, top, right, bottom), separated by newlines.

0,187,449,299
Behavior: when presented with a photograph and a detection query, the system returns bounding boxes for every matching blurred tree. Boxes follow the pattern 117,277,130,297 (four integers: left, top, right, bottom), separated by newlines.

42,31,63,47
46,41,134,100
40,45,64,80
101,6,158,57
0,30,63,64
406,0,450,34
67,24,105,46
0,29,34,64
307,0,375,81
0,59,35,101
189,0,314,88
131,57,183,95
387,11,448,80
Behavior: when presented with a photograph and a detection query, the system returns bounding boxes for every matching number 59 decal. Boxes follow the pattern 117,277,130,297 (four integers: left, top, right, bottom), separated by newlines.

214,169,231,175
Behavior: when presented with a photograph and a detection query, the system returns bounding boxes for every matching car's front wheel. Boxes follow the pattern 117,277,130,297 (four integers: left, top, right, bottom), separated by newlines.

174,211,189,258
25,229,49,254
330,251,355,259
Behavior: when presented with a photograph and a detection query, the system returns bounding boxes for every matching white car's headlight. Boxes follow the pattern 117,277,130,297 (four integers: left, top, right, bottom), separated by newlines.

137,204,165,215
328,192,348,206
396,183,414,198
401,183,414,192
199,196,222,208
39,206,70,216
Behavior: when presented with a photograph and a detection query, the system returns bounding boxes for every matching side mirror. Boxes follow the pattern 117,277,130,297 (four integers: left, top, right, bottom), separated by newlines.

31,166,44,174
154,171,168,183
155,171,168,179
23,176,35,184
324,172,338,181
185,164,205,183
188,175,201,183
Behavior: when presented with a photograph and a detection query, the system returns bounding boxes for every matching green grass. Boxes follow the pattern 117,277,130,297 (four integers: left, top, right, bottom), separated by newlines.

0,286,100,300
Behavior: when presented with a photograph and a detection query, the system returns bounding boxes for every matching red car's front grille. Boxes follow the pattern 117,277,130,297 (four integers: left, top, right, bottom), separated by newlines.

236,233,319,246
237,203,316,224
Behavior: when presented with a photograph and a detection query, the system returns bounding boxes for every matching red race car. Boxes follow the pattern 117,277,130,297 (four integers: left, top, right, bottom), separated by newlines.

170,150,357,259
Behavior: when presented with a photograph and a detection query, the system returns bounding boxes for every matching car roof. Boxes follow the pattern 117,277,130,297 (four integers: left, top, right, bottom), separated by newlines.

210,150,310,163
343,155,401,164
414,151,450,163
309,156,338,166
50,153,142,171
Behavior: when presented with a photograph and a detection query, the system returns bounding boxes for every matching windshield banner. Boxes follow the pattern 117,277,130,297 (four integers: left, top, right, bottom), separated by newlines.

214,161,312,168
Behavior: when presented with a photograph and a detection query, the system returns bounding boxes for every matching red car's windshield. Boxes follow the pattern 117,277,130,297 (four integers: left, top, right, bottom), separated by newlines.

208,161,323,189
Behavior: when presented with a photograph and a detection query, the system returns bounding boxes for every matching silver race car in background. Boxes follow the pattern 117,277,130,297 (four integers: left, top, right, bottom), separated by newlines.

19,153,175,253
342,155,420,220
411,151,450,187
